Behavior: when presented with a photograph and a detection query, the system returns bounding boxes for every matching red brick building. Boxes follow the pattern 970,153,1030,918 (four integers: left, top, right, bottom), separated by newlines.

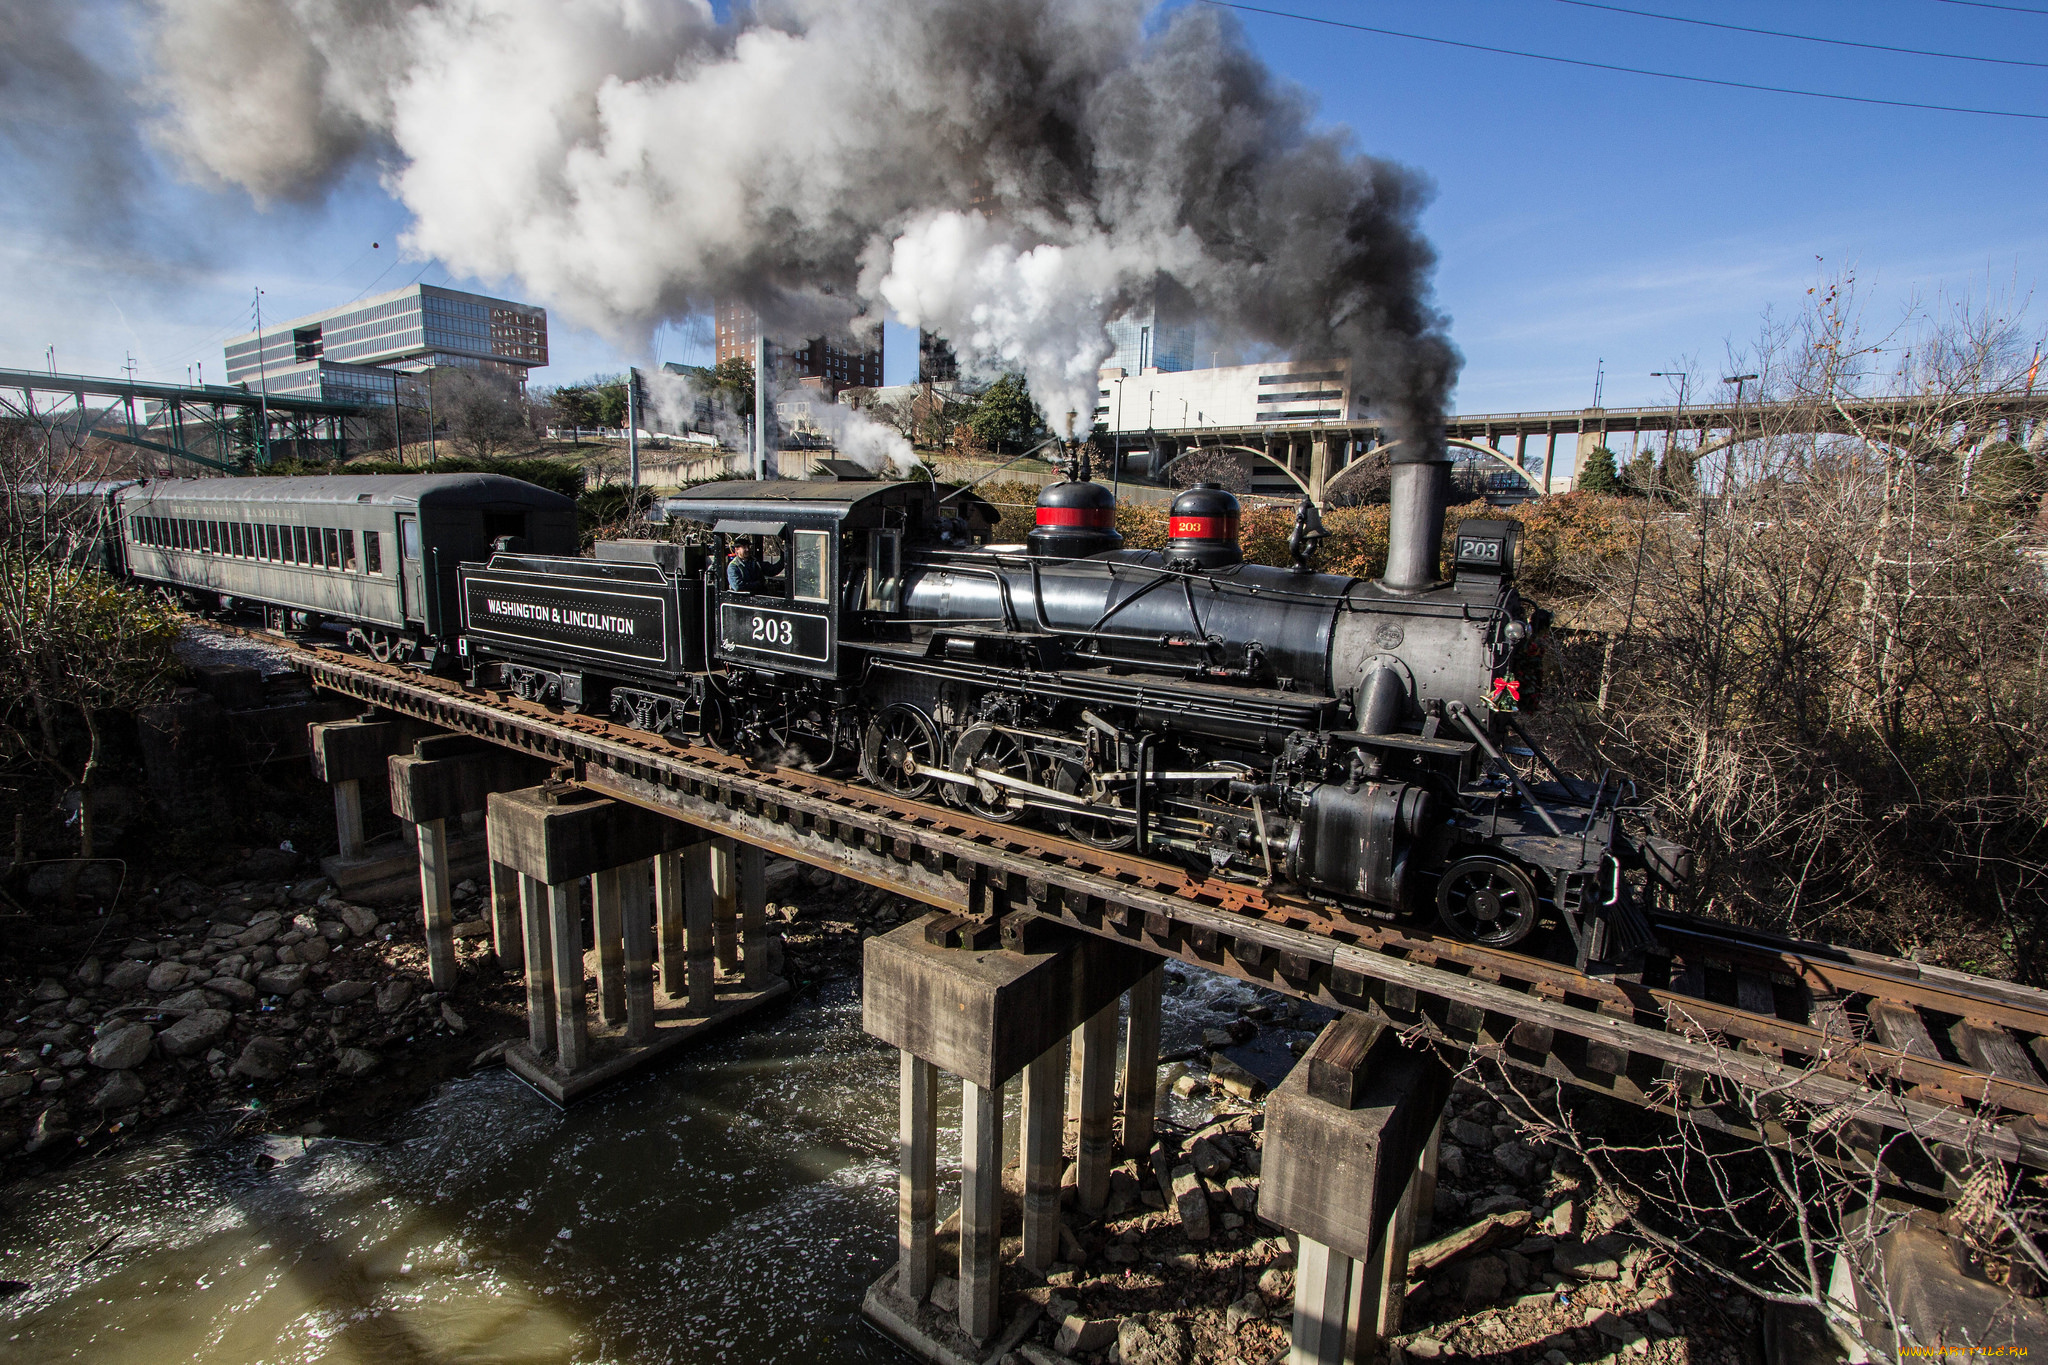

714,302,883,392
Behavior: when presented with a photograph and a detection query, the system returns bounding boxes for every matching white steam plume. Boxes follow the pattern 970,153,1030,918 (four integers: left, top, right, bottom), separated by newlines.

138,0,1459,443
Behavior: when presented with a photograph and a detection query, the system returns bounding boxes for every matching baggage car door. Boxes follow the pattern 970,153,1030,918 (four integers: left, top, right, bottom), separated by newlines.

397,513,427,626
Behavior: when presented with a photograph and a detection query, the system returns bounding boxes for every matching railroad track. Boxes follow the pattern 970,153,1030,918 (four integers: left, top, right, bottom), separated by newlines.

256,634,2048,1179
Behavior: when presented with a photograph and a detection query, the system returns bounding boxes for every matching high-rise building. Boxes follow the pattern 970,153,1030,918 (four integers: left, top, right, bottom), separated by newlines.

918,330,960,383
1103,273,1199,377
223,283,547,405
714,302,882,392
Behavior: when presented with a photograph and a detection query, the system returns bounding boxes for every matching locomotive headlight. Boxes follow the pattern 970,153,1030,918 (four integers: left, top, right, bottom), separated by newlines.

1504,620,1529,645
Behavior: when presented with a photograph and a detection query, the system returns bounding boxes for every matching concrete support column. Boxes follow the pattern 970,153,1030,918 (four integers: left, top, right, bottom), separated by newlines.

711,837,739,975
1020,1039,1067,1271
685,840,717,1013
618,859,656,1044
1292,1237,1355,1365
518,874,556,1054
654,849,685,997
548,877,587,1073
1120,964,1163,1158
333,779,365,859
898,1050,939,1302
1071,997,1118,1216
489,859,522,972
591,866,628,1028
959,1079,1004,1342
416,816,456,989
738,841,768,989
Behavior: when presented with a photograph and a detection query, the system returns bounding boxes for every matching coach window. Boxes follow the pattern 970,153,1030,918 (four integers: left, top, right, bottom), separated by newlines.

400,517,421,561
292,526,307,564
792,529,829,603
324,527,340,568
340,529,356,570
233,523,246,557
364,530,382,575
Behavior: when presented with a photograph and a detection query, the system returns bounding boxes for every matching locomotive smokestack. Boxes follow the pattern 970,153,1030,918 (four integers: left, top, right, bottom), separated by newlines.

1380,442,1452,593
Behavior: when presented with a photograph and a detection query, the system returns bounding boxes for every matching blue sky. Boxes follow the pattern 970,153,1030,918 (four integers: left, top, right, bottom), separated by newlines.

3,0,2042,415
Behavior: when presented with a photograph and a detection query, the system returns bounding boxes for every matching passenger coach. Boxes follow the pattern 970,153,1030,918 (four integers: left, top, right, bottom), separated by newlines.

118,473,577,665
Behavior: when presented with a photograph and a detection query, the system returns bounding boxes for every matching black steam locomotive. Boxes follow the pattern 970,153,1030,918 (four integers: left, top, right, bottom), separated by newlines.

454,460,1689,969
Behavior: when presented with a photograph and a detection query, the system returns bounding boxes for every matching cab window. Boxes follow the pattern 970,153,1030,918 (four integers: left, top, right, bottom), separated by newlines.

401,518,422,560
792,529,829,603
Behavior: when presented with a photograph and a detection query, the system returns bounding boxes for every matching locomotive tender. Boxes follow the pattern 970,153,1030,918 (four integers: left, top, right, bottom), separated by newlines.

106,459,1686,967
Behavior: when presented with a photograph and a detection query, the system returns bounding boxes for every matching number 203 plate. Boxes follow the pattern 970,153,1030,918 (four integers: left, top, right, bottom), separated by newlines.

719,602,830,663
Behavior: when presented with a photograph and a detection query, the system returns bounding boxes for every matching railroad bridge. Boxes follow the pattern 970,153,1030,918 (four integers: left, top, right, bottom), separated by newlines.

273,643,2047,1362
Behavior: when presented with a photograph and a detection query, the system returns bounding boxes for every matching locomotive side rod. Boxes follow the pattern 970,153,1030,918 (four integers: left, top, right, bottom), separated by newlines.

273,644,2048,1167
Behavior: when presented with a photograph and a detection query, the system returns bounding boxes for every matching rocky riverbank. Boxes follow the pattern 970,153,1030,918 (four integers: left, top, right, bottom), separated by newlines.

4,860,1772,1365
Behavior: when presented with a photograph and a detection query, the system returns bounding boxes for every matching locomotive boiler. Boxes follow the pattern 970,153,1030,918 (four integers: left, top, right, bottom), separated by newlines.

456,444,1689,970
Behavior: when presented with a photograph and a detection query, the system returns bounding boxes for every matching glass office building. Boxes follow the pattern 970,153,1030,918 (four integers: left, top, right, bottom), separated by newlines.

224,284,548,404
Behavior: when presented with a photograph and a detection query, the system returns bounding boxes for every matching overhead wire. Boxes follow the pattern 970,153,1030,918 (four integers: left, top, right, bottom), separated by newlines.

1551,0,2048,69
1200,1,2048,120
1935,0,2048,14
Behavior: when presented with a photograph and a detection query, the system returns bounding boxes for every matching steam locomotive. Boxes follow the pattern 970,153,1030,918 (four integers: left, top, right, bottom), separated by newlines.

104,455,1686,966
452,458,1689,969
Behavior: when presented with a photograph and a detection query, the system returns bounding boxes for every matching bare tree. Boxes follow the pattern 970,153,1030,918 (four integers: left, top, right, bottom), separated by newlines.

1551,276,2048,974
433,367,527,460
0,418,181,858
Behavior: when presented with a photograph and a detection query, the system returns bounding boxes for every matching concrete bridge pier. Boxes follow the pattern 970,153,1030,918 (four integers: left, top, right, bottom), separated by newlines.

385,735,544,988
1261,1014,1450,1365
486,784,789,1104
861,911,1159,1360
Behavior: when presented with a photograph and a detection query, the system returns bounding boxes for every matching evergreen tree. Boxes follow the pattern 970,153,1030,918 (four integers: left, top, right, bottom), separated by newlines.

1576,444,1620,494
968,373,1044,453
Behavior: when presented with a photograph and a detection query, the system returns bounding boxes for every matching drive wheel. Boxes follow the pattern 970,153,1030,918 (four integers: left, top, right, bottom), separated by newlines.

1435,857,1541,947
1052,762,1134,850
948,723,1034,823
862,705,944,800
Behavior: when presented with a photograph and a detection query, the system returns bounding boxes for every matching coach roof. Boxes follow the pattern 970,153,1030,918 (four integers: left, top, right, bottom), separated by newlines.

118,473,572,508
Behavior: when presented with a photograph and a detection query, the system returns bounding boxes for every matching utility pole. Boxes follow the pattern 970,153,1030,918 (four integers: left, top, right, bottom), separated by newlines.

1592,357,1604,408
44,346,55,376
392,371,405,464
253,288,271,467
754,322,769,480
425,368,438,465
627,365,640,491
1720,373,1757,497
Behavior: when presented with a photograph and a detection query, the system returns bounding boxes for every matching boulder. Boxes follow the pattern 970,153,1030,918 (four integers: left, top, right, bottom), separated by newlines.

335,1047,379,1077
1116,1316,1189,1365
1553,1241,1621,1281
31,979,69,1003
1591,1311,1648,1355
231,1037,293,1081
1189,1137,1233,1180
72,957,103,988
1445,1254,1508,1308
927,1275,959,1314
1448,1117,1494,1150
1206,1053,1264,1100
288,877,333,904
255,964,308,997
322,981,374,1005
104,960,151,992
160,988,225,1014
440,1003,467,1033
90,1070,146,1112
158,1009,231,1057
1494,1140,1538,1181
0,1075,31,1101
1226,1291,1267,1331
376,980,416,1014
145,961,192,993
235,919,281,948
88,1024,155,1071
336,904,379,938
205,976,258,1004
1053,1316,1117,1355
1170,1165,1211,1241
293,936,332,964
452,919,491,939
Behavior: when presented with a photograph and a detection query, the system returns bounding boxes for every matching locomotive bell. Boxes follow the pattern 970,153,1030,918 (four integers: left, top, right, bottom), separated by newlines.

1027,477,1123,559
1166,483,1242,570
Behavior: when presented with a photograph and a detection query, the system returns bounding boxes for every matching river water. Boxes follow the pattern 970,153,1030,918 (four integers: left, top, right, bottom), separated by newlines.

0,966,1298,1364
